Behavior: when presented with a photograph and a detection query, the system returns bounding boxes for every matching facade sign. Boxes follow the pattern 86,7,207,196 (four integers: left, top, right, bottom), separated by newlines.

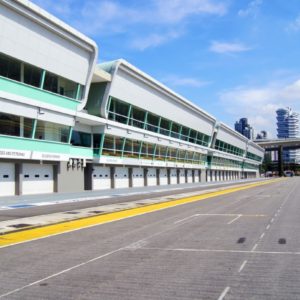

0,148,31,159
31,151,69,161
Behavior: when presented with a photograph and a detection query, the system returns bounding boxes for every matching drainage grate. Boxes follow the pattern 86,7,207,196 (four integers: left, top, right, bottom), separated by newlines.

64,211,80,214
278,238,286,244
237,237,246,244
9,223,31,229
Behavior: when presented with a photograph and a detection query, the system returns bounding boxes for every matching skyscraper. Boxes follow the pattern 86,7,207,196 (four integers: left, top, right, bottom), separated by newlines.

234,118,254,140
276,107,300,163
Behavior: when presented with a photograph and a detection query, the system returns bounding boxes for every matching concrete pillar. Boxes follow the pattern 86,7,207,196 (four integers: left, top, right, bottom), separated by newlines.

111,166,115,189
201,169,206,182
167,168,171,185
156,168,160,185
129,167,133,188
144,168,148,186
15,162,22,195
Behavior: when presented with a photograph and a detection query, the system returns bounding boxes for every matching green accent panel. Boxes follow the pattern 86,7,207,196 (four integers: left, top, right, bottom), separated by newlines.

0,135,70,154
70,146,93,158
0,76,79,110
85,82,108,117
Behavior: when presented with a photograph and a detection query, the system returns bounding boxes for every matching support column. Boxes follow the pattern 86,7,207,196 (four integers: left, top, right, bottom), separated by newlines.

111,166,115,189
15,162,23,195
144,168,149,186
129,167,133,188
156,168,160,185
278,146,284,177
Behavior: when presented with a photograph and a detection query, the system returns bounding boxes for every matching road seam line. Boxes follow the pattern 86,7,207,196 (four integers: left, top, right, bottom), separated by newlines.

238,260,248,273
218,287,230,300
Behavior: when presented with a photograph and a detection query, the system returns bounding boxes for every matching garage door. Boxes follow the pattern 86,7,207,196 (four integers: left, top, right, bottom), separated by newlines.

93,166,111,190
115,167,129,188
194,170,199,183
159,169,168,185
170,169,177,184
132,167,144,187
187,170,193,183
179,169,185,184
0,163,15,196
22,164,54,195
147,168,157,186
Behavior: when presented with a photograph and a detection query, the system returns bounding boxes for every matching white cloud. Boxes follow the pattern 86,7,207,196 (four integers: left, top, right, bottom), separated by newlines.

238,0,263,18
286,15,300,32
219,79,300,137
130,31,182,51
209,41,251,54
153,0,227,23
162,75,211,88
31,0,227,50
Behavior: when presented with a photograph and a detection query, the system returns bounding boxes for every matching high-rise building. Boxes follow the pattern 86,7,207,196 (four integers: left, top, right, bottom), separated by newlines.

234,118,254,140
276,107,300,163
256,130,268,140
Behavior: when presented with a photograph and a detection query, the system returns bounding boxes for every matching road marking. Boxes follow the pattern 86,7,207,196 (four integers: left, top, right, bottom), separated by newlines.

174,214,199,224
134,247,300,256
0,179,282,248
251,243,258,252
238,260,247,273
271,218,274,223
227,215,242,225
0,247,123,299
266,224,270,230
260,233,265,239
218,287,230,300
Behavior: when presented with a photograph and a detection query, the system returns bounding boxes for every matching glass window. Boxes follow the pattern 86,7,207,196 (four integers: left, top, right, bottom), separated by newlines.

140,142,155,159
102,135,124,156
167,148,177,161
146,113,159,133
71,131,91,147
0,113,33,138
108,99,129,124
177,150,187,162
171,123,181,139
24,63,42,87
181,127,189,141
159,118,170,136
58,77,78,99
189,130,197,144
129,107,145,129
0,53,21,81
35,120,69,143
123,139,141,158
155,145,167,160
44,72,58,94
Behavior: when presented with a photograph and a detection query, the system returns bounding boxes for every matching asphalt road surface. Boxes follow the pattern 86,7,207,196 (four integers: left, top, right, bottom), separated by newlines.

0,178,299,299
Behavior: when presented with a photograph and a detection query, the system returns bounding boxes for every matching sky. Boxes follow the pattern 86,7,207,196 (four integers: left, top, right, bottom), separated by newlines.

31,0,300,138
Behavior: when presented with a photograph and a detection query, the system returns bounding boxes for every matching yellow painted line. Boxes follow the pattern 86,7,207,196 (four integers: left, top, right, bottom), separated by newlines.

0,179,283,248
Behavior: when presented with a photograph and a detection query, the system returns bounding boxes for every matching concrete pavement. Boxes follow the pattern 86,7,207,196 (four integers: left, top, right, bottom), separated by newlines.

0,177,298,299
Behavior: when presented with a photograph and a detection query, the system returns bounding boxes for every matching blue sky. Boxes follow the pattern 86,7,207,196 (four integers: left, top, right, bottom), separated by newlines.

31,0,300,138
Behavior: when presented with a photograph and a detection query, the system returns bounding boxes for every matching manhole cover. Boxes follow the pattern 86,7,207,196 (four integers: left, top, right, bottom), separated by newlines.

9,223,31,229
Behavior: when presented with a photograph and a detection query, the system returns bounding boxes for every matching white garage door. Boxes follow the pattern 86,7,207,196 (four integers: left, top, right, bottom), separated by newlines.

194,170,199,183
187,170,193,183
93,166,111,190
159,169,168,185
179,169,185,184
0,163,15,196
170,169,177,185
22,164,54,195
132,167,144,187
147,168,157,186
115,167,129,189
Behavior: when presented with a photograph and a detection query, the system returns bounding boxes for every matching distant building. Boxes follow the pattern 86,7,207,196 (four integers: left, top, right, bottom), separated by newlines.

234,118,254,140
256,130,268,140
276,107,300,163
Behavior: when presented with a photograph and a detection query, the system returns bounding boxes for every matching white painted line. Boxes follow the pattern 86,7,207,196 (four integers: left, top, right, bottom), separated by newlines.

227,215,242,225
137,247,300,256
271,218,274,223
0,248,123,299
174,214,198,224
238,260,247,273
266,224,270,230
260,233,265,239
251,244,258,252
218,287,230,300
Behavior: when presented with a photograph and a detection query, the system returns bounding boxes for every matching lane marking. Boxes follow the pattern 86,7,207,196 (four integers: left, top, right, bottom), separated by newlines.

174,214,199,224
271,218,274,223
259,233,265,239
0,179,282,248
266,224,270,230
227,215,242,225
251,244,258,252
238,260,247,273
0,248,123,299
218,287,230,300
132,247,300,256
